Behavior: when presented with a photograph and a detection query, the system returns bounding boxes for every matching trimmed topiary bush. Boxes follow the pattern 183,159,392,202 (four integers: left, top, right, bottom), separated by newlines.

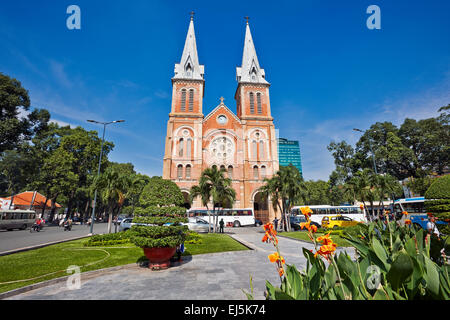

129,177,188,249
425,174,450,234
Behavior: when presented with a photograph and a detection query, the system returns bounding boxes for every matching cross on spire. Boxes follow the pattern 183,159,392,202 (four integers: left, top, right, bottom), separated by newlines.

190,11,195,21
244,16,249,25
219,96,225,104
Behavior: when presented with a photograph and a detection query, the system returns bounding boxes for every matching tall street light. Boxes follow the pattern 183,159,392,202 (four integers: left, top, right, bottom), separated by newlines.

87,119,125,235
353,128,378,175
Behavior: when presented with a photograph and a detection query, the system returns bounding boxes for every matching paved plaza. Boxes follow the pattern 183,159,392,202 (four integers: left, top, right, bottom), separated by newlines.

5,227,356,300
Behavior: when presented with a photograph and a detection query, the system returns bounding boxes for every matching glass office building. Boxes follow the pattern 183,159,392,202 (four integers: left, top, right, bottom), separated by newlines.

277,138,303,177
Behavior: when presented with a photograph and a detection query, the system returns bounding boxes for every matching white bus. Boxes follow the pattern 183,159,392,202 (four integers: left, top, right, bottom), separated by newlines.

187,208,255,227
290,205,367,227
0,210,37,231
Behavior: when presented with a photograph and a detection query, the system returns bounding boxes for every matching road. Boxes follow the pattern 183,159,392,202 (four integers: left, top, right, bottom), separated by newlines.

0,222,113,255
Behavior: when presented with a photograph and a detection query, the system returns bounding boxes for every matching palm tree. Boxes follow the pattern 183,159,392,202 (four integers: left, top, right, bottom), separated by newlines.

189,166,236,233
259,165,305,232
93,167,130,233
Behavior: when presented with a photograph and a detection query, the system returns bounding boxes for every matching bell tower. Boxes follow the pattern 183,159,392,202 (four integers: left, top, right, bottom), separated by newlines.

163,13,205,184
235,18,272,120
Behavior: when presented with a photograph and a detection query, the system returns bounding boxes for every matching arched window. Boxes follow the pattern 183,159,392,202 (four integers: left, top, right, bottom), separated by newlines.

178,138,184,157
249,92,255,114
252,140,257,159
261,166,266,179
257,93,262,114
188,89,194,112
220,165,225,172
253,166,259,180
228,166,233,179
180,89,186,112
186,138,192,158
259,141,264,159
185,165,191,179
177,165,183,179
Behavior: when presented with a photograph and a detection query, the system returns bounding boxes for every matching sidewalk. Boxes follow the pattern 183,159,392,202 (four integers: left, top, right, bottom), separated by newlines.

4,228,355,300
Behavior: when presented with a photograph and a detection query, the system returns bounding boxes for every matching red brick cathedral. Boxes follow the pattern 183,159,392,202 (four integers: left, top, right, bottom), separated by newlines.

162,16,279,223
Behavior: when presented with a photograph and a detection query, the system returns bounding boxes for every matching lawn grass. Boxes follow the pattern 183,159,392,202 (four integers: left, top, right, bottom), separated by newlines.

0,233,248,294
281,230,352,247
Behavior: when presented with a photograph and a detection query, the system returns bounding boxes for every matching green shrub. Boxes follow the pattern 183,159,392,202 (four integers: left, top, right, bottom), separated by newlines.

185,231,202,244
129,177,188,249
83,230,132,247
425,175,450,234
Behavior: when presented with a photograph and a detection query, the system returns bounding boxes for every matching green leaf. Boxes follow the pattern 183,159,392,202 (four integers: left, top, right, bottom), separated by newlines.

386,251,414,292
372,238,389,270
423,255,440,297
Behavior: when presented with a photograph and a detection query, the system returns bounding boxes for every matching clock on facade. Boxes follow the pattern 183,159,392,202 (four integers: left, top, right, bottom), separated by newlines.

217,115,228,125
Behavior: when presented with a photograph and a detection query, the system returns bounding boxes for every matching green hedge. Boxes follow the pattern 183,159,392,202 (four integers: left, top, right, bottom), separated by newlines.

83,230,132,247
425,175,450,234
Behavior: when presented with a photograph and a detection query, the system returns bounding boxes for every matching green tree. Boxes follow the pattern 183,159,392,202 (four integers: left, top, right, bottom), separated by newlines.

259,165,305,232
189,166,236,232
303,180,330,205
93,166,131,233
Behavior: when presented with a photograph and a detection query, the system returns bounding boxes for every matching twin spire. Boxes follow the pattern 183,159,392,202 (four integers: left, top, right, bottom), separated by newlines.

173,14,268,85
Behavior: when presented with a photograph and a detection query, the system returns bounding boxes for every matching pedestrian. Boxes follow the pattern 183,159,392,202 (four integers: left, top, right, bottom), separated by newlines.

219,218,224,233
427,216,440,238
273,217,279,231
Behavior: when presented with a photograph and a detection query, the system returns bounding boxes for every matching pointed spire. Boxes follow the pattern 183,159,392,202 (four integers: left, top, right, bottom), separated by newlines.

236,18,268,84
173,13,204,81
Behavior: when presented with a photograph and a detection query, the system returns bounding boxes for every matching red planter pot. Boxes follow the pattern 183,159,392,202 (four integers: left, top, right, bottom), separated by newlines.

143,247,176,270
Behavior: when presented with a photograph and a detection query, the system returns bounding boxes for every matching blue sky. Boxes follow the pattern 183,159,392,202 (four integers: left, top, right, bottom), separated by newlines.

1,0,449,180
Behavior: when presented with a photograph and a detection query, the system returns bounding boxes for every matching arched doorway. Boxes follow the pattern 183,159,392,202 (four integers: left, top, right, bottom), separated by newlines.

253,192,269,224
182,191,191,210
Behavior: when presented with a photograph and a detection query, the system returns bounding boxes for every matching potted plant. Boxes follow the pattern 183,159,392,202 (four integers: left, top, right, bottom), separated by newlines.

129,177,188,270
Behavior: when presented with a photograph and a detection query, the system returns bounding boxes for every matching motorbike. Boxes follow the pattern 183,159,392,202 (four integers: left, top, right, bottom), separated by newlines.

30,223,42,232
63,223,72,231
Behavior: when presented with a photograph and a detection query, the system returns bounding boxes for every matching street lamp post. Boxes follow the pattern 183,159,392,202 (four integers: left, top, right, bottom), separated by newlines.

87,119,125,235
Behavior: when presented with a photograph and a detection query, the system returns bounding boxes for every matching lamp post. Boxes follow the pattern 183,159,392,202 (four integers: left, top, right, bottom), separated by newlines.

353,128,378,175
87,119,125,235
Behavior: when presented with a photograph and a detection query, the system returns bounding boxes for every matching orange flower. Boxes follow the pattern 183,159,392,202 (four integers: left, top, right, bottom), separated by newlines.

402,211,408,216
359,204,364,210
300,206,313,219
310,225,318,233
278,268,285,277
405,219,412,225
262,233,269,243
317,232,331,243
300,221,310,230
268,252,285,264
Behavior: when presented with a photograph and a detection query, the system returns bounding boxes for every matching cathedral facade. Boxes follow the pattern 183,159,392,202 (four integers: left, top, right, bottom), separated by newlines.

162,16,279,223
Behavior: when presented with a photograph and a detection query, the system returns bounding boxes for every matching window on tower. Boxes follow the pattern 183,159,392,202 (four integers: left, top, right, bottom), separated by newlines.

177,165,183,179
181,89,186,112
249,92,255,114
228,165,233,179
179,138,184,157
186,138,192,158
257,93,262,114
253,166,259,180
259,140,264,159
188,89,194,112
185,165,191,179
261,165,266,179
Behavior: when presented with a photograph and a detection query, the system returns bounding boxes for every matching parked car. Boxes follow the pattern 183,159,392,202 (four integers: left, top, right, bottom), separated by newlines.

118,218,150,231
289,215,308,231
185,218,214,233
322,215,359,229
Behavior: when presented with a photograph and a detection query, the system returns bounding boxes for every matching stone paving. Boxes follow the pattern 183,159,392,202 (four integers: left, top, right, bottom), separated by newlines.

5,227,356,300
